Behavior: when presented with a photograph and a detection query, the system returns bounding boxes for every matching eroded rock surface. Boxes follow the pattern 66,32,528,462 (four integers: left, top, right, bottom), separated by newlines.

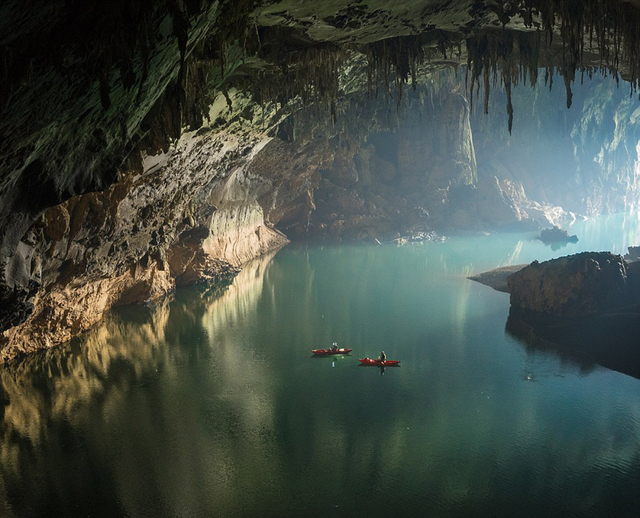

507,252,638,316
0,89,289,362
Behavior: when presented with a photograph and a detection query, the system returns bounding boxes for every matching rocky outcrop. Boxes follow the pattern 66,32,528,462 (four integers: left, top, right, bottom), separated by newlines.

0,89,290,362
507,252,638,316
625,246,640,262
538,226,578,245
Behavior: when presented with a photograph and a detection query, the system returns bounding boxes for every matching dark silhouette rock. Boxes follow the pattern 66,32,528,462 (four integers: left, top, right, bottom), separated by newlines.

625,246,640,262
538,225,578,244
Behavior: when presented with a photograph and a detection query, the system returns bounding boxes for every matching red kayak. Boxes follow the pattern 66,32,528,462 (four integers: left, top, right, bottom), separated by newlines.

312,348,353,355
358,358,401,366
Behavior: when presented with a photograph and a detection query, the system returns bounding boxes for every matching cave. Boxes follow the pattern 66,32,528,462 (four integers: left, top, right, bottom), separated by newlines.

1,1,640,516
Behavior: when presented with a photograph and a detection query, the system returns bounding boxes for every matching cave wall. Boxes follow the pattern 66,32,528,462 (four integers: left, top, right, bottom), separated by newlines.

0,89,290,362
0,70,481,360
4,66,640,362
471,73,640,216
4,0,640,361
0,1,224,259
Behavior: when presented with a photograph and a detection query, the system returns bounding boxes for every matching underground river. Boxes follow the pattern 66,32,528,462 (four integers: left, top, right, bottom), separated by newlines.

1,213,639,517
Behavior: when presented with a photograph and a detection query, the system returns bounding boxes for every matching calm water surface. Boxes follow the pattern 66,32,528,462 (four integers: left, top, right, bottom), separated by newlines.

1,214,640,517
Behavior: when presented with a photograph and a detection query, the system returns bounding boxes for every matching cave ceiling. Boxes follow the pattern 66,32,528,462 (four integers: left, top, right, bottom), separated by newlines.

3,0,640,229
1,2,640,243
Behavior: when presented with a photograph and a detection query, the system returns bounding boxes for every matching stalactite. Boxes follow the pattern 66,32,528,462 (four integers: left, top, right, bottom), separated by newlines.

364,32,454,106
466,30,533,130
461,0,640,130
162,0,640,135
241,41,347,119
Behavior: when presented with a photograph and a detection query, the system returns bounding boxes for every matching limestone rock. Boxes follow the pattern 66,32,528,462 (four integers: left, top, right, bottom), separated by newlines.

507,252,634,316
0,89,290,362
448,176,574,231
539,226,578,244
625,246,640,262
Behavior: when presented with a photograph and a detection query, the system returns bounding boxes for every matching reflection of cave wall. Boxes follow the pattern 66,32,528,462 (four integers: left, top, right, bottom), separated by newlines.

0,253,280,516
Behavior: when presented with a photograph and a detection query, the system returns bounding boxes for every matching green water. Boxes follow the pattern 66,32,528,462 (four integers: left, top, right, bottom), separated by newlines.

1,214,640,517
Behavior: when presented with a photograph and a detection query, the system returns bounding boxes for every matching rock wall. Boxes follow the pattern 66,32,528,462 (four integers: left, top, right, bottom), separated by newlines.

0,90,290,363
471,74,640,216
274,80,481,241
0,1,225,273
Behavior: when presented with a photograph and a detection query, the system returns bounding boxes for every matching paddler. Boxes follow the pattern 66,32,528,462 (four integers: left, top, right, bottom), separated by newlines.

378,351,386,363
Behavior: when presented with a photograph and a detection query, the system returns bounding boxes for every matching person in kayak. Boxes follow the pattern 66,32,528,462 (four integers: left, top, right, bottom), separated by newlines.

378,351,386,363
332,342,338,351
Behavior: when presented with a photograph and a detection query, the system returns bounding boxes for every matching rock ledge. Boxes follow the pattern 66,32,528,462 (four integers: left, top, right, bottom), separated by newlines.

507,252,638,316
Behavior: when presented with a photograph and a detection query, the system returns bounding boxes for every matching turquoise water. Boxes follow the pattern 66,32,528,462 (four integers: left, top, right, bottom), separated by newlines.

1,213,639,517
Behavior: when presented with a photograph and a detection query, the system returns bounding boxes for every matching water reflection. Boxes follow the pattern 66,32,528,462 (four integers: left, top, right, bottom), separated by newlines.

541,239,571,251
505,314,599,377
0,254,280,518
506,309,640,380
0,232,639,517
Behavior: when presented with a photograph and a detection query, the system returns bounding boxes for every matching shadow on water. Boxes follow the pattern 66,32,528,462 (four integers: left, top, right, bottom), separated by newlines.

506,307,640,380
541,240,570,251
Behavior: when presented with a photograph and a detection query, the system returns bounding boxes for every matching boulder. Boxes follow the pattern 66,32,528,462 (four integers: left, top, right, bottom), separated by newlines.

539,225,578,244
507,252,634,316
